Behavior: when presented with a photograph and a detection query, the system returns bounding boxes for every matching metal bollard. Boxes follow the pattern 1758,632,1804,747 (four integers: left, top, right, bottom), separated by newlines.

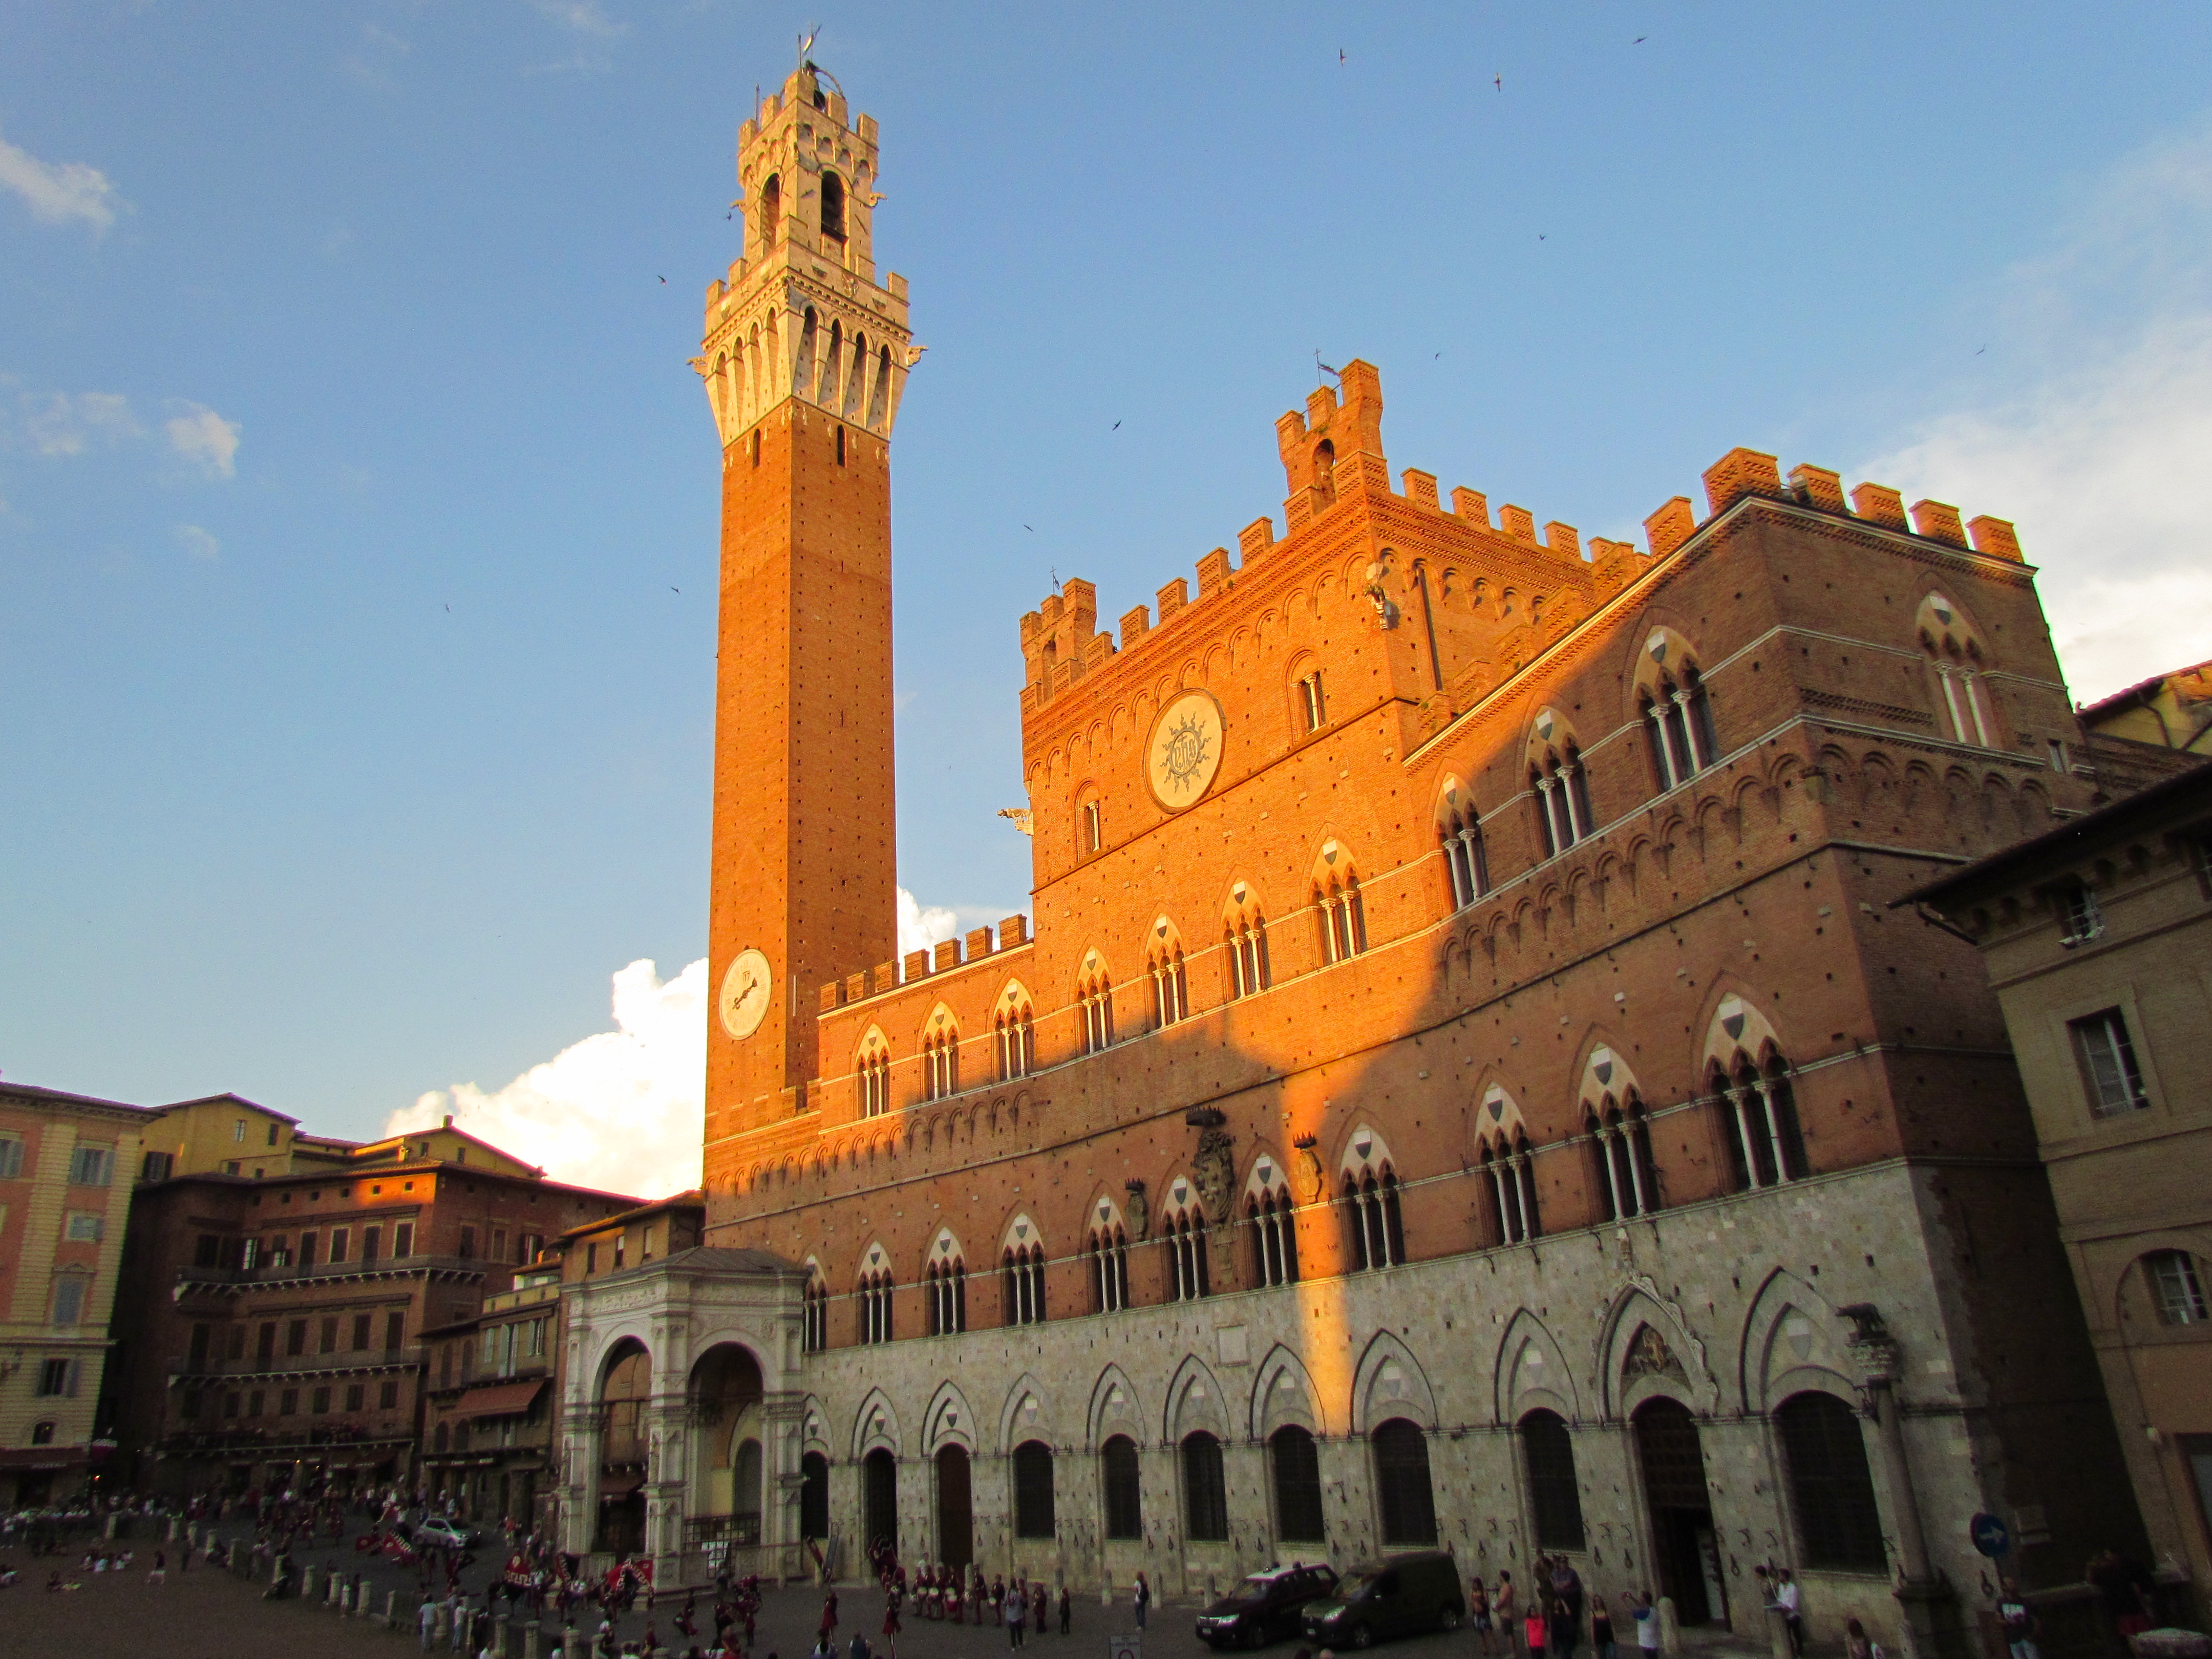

301,1565,323,1603
387,1589,405,1628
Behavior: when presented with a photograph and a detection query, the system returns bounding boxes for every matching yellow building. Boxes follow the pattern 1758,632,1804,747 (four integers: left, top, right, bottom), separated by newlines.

0,1082,147,1507
2079,658,2212,798
135,1097,543,1183
1906,759,2212,1600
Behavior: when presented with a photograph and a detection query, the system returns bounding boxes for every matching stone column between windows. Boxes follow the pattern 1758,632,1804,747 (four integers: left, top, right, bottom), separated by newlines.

1515,1157,1539,1236
1625,1133,1650,1214
1730,1087,1765,1189
1648,708,1678,789
1488,1166,1515,1243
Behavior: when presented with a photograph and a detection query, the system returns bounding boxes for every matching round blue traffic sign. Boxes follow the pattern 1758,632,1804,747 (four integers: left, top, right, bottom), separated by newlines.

1971,1514,2011,1558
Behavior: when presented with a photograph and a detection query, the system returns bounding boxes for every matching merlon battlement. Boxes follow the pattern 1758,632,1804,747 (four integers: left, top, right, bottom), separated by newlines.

815,915,1033,1017
1013,363,2026,716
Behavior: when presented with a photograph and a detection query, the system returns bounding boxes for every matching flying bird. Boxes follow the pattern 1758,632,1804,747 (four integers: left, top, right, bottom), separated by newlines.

671,586,681,593
1975,346,1986,355
1495,73,1503,90
1339,48,1346,63
658,275,666,284
1539,234,1547,241
1635,36,1648,43
1024,524,1034,532
1112,420,1121,430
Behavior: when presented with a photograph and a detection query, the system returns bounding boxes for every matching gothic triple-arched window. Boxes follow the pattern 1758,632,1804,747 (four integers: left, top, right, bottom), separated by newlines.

1586,1094,1660,1220
1002,1244,1047,1326
1147,921,1189,1029
856,1033,891,1119
1164,1208,1210,1302
857,1268,895,1345
1225,886,1271,998
1918,593,1995,748
1532,743,1594,859
1482,1134,1541,1245
922,1025,960,1102
1715,1054,1810,1189
994,991,1035,1082
1088,1220,1131,1312
1077,972,1115,1054
1342,1166,1406,1270
1439,790,1490,910
1316,875,1367,964
1642,662,1719,792
925,1255,966,1336
1247,1186,1300,1287
801,1273,828,1353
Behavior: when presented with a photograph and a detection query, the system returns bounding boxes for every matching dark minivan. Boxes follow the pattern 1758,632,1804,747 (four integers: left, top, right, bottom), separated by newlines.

1197,1563,1341,1649
1300,1552,1464,1648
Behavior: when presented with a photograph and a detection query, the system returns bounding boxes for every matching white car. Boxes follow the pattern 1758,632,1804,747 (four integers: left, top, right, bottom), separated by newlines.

411,1517,478,1551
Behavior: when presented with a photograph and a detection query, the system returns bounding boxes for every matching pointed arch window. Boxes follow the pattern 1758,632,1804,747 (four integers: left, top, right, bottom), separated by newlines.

1442,807,1490,909
857,1039,892,1119
925,1256,967,1335
1101,1435,1143,1538
1316,875,1368,964
1341,1166,1406,1270
1089,1223,1131,1312
819,171,846,242
802,1274,829,1353
1078,975,1116,1054
1150,945,1189,1028
1919,594,1996,747
995,999,1035,1082
1532,746,1593,859
757,173,781,246
858,1269,896,1345
1002,1244,1047,1326
1644,664,1719,792
1164,1210,1210,1302
1483,1134,1541,1245
1717,1055,1810,1190
1226,903,1272,999
922,1028,960,1101
1247,1188,1300,1287
1587,1094,1661,1220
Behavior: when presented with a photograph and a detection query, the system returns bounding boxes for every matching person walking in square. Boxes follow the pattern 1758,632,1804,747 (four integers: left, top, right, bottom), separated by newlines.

1134,1573,1151,1631
1058,1582,1072,1636
1007,1580,1027,1648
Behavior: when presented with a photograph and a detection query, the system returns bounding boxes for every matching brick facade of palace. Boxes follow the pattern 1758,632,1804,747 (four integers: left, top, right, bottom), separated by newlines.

537,63,2170,1659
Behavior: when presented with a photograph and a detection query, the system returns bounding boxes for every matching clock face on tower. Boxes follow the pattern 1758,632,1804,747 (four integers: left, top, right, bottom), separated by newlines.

718,948,773,1041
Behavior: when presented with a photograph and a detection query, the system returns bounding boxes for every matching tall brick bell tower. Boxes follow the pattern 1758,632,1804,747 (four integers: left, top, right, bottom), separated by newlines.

694,63,913,1185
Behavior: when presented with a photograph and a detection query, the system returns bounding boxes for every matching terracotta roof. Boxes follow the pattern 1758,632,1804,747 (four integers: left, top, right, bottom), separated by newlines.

2077,656,2212,719
556,1188,705,1241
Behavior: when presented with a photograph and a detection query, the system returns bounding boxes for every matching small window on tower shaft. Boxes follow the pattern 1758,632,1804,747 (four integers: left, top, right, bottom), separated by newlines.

820,173,847,242
750,429,761,469
836,425,846,466
758,174,781,246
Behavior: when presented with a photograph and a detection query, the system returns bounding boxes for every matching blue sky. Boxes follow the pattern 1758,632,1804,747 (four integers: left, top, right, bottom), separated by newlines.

6,2,2211,1188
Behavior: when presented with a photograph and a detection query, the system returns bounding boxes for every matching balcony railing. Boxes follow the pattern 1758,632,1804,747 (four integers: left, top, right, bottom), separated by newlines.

168,1347,426,1381
176,1256,485,1288
683,1513,762,1545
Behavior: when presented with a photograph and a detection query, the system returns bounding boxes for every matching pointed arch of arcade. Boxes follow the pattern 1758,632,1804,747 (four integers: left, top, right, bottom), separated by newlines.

689,1342,768,1540
922,1378,980,1455
1596,1283,1721,1421
1493,1308,1580,1426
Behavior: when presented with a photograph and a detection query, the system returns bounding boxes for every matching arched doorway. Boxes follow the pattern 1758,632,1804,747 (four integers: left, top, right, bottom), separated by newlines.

595,1339,650,1556
934,1444,973,1568
692,1345,765,1541
863,1448,899,1556
1633,1398,1727,1626
799,1451,830,1542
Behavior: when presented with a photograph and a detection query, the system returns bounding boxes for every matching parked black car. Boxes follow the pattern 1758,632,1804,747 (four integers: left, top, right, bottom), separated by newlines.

1197,1563,1342,1649
1300,1552,1464,1648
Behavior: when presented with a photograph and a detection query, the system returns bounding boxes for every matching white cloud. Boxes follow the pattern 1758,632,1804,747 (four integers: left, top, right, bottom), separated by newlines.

165,402,241,478
898,885,959,956
1858,125,2212,704
388,889,969,1200
22,391,138,456
176,523,220,561
388,958,707,1202
0,130,119,231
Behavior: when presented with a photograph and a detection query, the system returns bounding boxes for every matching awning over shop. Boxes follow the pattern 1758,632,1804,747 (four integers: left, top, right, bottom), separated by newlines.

456,1379,545,1420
